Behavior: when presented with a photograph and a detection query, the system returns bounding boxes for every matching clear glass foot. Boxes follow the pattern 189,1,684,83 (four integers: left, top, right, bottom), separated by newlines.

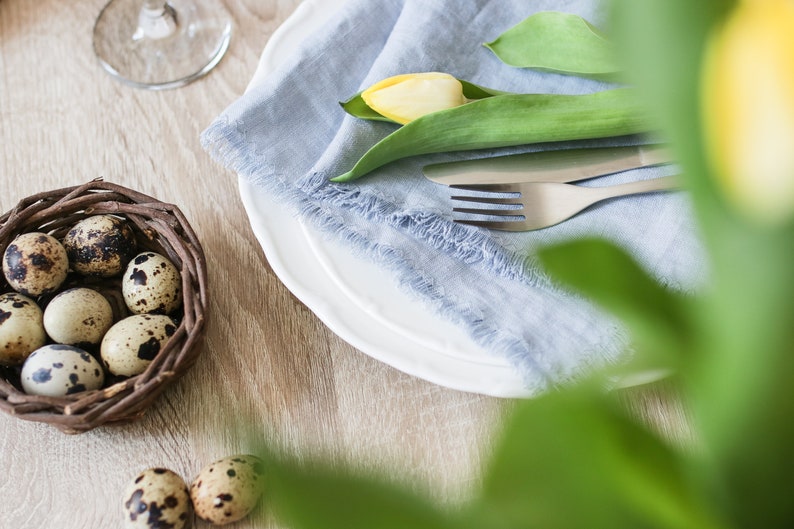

93,0,232,90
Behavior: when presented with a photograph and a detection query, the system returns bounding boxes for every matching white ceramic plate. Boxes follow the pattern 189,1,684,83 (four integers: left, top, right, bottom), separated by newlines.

237,0,530,397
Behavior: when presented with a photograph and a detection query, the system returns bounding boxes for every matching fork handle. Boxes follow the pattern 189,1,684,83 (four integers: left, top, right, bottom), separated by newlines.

590,174,681,200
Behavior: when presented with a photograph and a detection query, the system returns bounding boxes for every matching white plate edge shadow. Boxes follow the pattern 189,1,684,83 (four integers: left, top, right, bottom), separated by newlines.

236,0,532,398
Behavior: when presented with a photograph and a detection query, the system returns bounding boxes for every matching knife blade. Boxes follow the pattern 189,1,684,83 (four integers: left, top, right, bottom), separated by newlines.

422,144,673,185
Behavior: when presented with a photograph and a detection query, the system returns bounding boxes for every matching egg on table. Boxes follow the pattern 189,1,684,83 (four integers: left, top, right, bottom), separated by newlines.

101,314,177,377
122,467,191,529
2,232,69,296
0,292,47,366
62,215,138,277
122,252,182,315
20,344,105,397
43,287,114,347
190,454,265,525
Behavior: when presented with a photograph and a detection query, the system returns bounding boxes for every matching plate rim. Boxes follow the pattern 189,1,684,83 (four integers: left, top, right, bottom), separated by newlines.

235,0,531,397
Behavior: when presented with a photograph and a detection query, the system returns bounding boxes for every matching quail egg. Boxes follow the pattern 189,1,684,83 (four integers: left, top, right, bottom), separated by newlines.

62,215,137,277
123,467,191,529
3,232,69,296
0,292,47,366
20,344,105,397
190,454,265,525
122,252,182,315
100,314,177,377
43,288,114,346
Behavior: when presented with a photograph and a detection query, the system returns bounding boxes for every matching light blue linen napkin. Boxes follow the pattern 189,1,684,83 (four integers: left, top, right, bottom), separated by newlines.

202,0,706,394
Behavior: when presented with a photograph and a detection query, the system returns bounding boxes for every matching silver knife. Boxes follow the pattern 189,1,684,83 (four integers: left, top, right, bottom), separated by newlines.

422,144,673,185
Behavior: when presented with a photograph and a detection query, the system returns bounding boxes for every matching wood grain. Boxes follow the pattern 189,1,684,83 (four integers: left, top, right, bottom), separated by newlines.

0,1,507,527
0,1,686,527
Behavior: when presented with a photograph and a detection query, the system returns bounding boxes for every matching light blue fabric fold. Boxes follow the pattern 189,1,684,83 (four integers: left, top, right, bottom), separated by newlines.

201,0,706,394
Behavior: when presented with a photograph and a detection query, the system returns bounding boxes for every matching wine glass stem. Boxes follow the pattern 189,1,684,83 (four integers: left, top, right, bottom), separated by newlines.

137,1,177,40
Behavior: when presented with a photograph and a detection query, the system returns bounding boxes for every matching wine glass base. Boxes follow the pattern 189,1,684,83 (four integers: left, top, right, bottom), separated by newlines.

93,0,232,90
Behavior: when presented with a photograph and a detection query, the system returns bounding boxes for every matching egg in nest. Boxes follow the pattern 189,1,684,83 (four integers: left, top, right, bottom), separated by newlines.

0,292,47,366
43,288,114,347
62,215,138,277
20,344,105,397
122,252,182,315
3,232,69,296
101,314,177,377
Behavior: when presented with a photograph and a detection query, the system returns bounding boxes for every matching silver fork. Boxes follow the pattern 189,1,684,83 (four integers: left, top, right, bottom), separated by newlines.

452,175,680,231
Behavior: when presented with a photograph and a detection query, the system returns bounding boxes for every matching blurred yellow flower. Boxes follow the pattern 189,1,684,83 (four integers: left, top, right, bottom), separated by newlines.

702,0,794,225
361,72,467,124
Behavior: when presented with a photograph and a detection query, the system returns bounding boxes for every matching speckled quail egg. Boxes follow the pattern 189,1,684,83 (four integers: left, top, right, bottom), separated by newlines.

122,467,191,529
43,287,114,346
20,344,105,397
100,314,177,377
122,252,182,315
2,232,69,296
62,215,137,277
0,292,47,366
190,454,265,525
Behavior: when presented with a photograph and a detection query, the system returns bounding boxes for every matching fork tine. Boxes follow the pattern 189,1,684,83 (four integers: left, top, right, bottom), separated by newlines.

450,194,522,206
450,182,526,231
450,183,521,193
454,219,528,231
452,206,524,217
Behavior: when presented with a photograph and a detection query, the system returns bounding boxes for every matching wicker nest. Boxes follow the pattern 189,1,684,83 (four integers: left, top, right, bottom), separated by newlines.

0,180,208,433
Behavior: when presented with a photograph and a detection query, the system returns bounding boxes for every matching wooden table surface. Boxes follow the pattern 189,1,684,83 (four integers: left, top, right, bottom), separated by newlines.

0,1,686,527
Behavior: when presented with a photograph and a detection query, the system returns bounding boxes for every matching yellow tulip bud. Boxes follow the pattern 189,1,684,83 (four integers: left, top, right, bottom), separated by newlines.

361,72,467,124
701,0,794,225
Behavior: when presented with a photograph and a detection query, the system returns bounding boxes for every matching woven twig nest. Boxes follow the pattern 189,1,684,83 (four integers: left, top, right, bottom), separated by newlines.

0,180,208,433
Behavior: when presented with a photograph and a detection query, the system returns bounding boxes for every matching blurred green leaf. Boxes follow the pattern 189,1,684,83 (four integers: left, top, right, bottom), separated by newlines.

261,452,467,529
538,238,693,371
471,384,726,529
610,0,794,525
691,225,794,527
607,0,734,234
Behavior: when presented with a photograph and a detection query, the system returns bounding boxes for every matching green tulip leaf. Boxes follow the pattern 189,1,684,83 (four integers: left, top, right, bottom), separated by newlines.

485,11,620,79
340,93,394,122
459,79,514,100
333,88,652,182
